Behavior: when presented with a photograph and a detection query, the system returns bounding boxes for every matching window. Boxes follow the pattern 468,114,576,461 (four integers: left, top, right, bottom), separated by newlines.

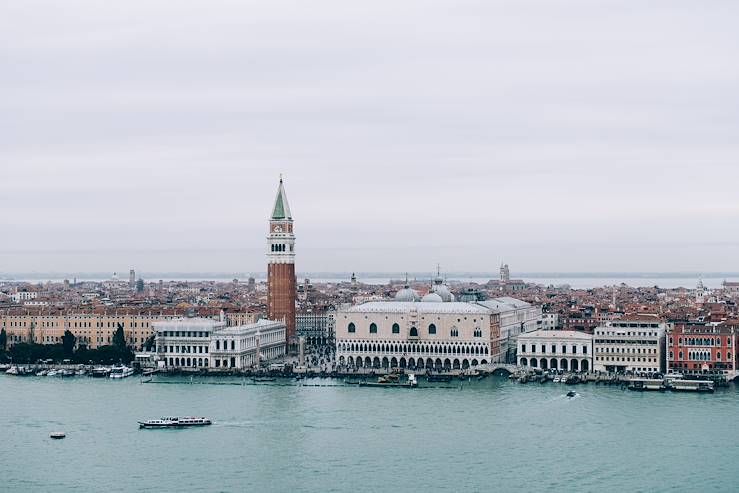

369,323,377,334
410,327,418,337
474,329,482,337
450,329,459,337
428,324,436,335
392,323,400,334
348,323,356,333
521,344,527,353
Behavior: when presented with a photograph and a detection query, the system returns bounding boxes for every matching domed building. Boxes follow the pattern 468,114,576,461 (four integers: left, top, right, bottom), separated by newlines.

394,280,420,302
421,292,443,303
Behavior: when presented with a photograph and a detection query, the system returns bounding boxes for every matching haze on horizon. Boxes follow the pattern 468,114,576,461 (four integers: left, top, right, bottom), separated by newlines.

3,1,739,276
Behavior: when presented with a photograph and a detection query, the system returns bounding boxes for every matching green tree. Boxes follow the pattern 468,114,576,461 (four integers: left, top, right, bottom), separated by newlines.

62,330,76,358
0,328,7,352
113,324,126,349
144,335,156,352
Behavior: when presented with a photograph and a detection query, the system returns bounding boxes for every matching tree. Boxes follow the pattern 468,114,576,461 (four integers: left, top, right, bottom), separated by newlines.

113,324,126,349
144,335,156,352
0,328,6,352
62,330,76,358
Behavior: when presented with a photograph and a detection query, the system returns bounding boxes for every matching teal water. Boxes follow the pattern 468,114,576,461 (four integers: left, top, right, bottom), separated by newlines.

1,375,737,492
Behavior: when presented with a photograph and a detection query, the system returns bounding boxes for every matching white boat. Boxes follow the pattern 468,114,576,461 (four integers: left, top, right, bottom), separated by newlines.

5,366,19,375
36,370,48,376
138,417,212,429
47,369,60,377
110,365,134,379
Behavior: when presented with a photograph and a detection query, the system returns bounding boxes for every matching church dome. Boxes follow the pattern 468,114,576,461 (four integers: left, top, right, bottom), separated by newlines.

395,287,420,302
421,292,443,303
433,285,455,302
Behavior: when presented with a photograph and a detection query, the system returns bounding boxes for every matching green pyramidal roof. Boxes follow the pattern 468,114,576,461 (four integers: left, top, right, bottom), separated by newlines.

271,178,292,220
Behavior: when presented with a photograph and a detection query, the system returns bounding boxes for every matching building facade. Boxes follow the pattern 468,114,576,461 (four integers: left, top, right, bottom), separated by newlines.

477,298,543,363
267,176,296,351
209,319,286,369
154,318,286,370
336,301,500,370
517,329,593,371
154,317,221,369
593,316,666,373
296,311,335,346
667,321,738,378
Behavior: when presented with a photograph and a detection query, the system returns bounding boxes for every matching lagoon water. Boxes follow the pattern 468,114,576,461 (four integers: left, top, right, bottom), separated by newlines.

2,375,738,492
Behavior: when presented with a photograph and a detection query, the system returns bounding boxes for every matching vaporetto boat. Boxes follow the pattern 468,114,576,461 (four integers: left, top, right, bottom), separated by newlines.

109,366,134,379
138,417,212,429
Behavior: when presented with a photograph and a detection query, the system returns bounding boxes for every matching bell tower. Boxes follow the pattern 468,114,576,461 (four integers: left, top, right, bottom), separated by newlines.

267,175,296,351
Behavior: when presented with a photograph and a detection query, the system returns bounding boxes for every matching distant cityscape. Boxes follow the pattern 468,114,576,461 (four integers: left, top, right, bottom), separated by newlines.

2,177,739,387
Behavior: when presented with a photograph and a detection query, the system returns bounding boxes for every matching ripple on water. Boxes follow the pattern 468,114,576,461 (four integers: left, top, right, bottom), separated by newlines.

2,375,739,492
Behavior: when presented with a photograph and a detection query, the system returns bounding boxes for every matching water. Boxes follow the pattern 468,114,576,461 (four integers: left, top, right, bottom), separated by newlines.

2,375,738,492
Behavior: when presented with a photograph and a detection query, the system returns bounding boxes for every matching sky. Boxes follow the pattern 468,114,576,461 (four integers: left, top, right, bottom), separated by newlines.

2,0,739,276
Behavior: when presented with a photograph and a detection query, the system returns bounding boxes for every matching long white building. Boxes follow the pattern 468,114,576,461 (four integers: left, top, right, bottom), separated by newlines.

154,317,286,370
336,301,499,370
517,330,593,372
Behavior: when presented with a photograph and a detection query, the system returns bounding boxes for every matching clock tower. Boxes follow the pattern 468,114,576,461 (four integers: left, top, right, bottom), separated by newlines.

267,176,296,351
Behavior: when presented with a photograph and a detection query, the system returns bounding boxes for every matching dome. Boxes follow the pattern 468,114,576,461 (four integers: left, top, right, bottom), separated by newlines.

421,292,443,303
395,287,420,302
433,285,455,302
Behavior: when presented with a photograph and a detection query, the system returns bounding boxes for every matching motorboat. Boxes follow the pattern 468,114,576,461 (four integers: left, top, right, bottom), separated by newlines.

50,432,66,439
566,391,577,398
138,417,212,429
36,370,48,376
5,366,19,375
109,365,134,379
91,367,110,378
47,369,60,377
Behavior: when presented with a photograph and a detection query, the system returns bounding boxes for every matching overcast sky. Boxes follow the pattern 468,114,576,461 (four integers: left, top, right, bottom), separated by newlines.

2,0,739,276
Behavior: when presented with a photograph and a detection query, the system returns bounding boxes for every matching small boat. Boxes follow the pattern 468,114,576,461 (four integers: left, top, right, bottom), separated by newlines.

566,391,576,398
359,374,417,388
5,366,19,375
50,432,66,439
36,370,48,376
47,369,60,377
138,417,212,429
91,367,110,378
110,366,134,379
61,369,76,377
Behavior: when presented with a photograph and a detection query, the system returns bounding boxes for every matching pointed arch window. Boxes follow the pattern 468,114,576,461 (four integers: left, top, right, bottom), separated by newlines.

410,327,418,337
369,323,377,334
428,324,436,335
392,323,400,334
348,323,356,333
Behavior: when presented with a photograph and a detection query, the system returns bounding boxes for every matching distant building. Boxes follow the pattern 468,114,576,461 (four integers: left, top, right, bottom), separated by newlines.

667,321,738,378
500,263,510,282
11,291,37,303
517,330,593,372
154,317,286,370
135,278,144,293
296,311,335,346
129,269,136,288
593,316,666,373
336,301,499,370
476,297,543,363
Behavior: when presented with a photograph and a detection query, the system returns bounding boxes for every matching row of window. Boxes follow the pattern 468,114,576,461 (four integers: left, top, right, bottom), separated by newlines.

162,345,209,354
270,243,293,252
160,331,210,338
670,337,731,347
348,322,481,338
669,350,732,361
596,356,657,362
599,347,657,354
521,344,588,355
